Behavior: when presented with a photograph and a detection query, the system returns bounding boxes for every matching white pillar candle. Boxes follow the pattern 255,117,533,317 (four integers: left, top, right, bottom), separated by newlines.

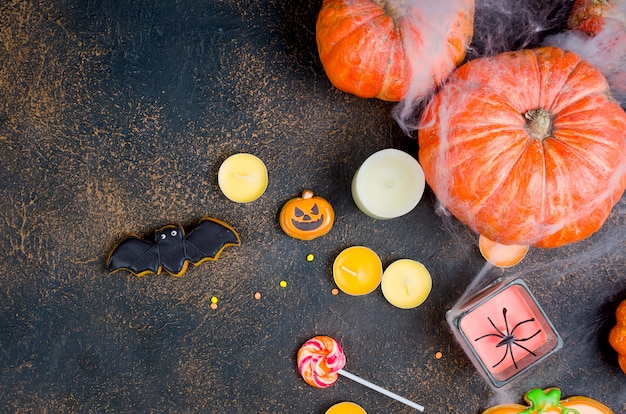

218,153,268,203
351,148,425,219
381,259,432,309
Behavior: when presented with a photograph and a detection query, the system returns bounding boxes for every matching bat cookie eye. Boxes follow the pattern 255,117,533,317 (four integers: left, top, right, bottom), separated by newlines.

160,233,167,240
170,230,177,237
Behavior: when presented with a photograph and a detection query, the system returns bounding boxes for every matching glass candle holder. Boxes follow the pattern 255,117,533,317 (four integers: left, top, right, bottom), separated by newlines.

446,278,563,388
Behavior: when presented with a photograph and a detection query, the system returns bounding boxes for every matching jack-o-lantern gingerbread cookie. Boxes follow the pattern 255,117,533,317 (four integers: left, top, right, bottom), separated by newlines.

279,190,334,240
482,387,613,414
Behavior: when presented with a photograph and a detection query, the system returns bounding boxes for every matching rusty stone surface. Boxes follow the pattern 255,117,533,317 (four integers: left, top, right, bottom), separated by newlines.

0,0,625,413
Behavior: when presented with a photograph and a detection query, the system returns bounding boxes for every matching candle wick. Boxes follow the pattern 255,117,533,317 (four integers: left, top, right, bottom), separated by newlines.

233,173,251,181
404,279,411,295
341,266,358,277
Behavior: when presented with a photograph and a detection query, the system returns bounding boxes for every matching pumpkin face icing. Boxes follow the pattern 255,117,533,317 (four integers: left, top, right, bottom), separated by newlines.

279,190,335,240
291,202,324,231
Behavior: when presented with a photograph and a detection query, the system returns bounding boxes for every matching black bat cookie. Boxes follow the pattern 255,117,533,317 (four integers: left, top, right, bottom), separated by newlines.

107,217,240,277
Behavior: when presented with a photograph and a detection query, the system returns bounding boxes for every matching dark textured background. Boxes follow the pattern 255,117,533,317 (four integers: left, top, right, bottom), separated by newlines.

1,0,625,413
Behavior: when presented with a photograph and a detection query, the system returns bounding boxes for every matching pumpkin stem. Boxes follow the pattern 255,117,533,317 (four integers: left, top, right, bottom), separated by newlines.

524,108,553,141
372,0,405,20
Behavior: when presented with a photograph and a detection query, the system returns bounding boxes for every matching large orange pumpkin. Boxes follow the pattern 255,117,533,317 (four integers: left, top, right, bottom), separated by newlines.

315,0,475,101
482,387,613,414
418,46,626,248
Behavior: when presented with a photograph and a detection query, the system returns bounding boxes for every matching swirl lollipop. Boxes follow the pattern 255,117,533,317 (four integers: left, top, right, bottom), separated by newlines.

297,336,346,388
297,336,424,411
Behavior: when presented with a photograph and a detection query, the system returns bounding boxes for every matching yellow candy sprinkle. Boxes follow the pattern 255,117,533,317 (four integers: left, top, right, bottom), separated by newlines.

306,253,314,262
211,296,219,304
279,280,287,288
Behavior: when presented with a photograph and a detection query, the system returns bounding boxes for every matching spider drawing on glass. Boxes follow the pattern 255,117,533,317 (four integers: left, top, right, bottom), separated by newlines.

474,307,542,369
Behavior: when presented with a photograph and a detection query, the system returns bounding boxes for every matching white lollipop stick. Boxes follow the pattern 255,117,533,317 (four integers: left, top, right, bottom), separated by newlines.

338,369,424,411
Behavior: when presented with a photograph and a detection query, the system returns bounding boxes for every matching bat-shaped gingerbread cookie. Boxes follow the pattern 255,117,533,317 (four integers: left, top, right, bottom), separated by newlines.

107,217,240,277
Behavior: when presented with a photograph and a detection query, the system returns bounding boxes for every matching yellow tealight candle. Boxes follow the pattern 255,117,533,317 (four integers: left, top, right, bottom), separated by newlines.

333,246,382,296
326,401,367,414
218,153,268,203
381,259,431,309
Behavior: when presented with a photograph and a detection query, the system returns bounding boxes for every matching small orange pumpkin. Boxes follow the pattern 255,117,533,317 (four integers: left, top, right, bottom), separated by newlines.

482,387,613,414
608,298,626,373
564,0,626,100
279,190,334,240
567,0,615,36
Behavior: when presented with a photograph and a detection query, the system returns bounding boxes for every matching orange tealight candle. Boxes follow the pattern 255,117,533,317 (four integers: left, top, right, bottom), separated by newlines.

333,246,382,296
479,234,529,268
326,401,367,414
